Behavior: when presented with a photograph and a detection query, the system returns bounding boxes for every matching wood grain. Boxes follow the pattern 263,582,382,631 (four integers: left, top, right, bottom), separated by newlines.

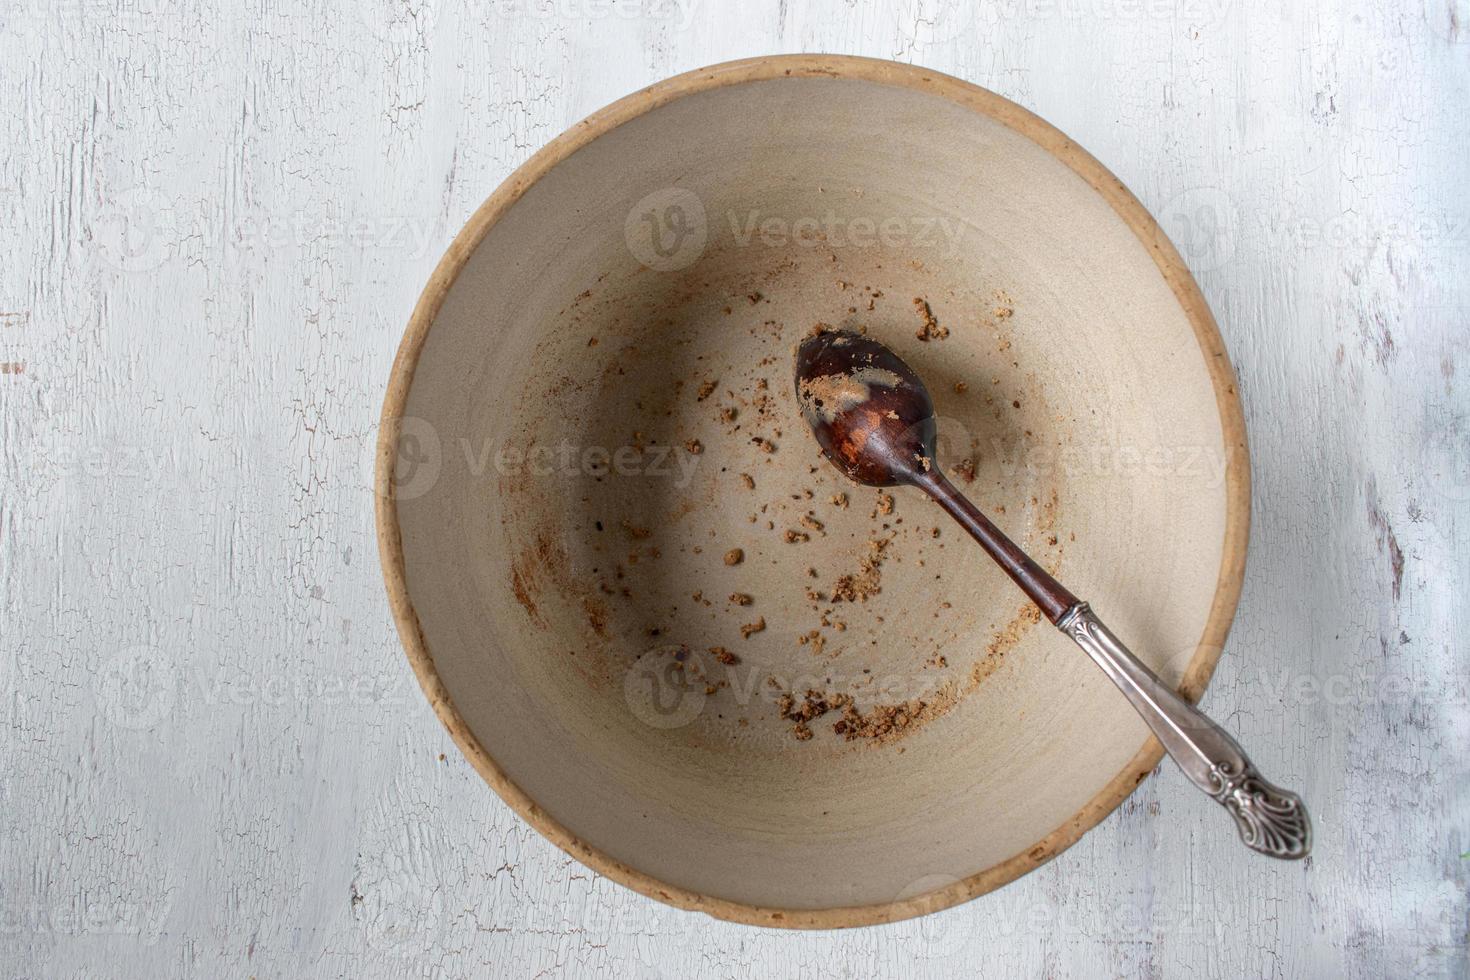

1,1,1464,976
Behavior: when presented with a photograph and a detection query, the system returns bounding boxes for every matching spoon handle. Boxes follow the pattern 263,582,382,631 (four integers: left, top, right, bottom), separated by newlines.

1056,602,1312,859
915,472,1310,857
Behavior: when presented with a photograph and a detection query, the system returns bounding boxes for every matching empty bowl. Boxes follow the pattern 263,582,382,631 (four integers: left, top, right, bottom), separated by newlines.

376,54,1248,927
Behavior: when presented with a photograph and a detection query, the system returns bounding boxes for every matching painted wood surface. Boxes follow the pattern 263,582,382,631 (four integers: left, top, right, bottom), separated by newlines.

1,1,1465,976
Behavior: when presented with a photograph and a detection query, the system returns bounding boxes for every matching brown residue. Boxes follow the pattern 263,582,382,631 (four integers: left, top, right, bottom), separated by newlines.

740,617,766,639
797,367,902,422
510,565,546,628
830,537,889,602
912,297,947,340
833,696,935,742
582,597,609,638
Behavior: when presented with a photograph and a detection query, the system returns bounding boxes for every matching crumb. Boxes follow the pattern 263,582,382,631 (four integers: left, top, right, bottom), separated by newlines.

797,629,827,656
832,697,933,742
739,473,755,490
955,457,977,483
829,492,848,508
696,379,717,401
912,297,947,341
685,439,703,454
721,406,737,423
740,617,766,639
752,437,776,453
992,289,1015,321
799,513,824,532
724,548,744,565
784,529,810,543
712,647,739,665
830,537,889,602
877,492,894,515
779,689,857,741
954,381,968,394
729,593,753,606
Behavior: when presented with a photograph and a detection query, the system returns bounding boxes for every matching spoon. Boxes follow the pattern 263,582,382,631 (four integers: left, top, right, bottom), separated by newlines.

794,327,1311,860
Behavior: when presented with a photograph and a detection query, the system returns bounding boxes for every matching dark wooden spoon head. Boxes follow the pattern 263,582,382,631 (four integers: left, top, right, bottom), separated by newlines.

794,329,938,487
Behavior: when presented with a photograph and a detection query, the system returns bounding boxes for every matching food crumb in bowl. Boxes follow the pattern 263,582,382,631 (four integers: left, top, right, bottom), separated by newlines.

991,288,1015,321
729,593,753,606
711,647,739,665
833,696,934,743
797,629,826,656
740,617,766,639
696,378,718,401
724,548,744,565
912,297,947,340
739,473,755,490
685,439,703,454
830,537,889,603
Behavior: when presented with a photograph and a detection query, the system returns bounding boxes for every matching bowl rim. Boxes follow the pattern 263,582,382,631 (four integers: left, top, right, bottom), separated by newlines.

375,53,1251,930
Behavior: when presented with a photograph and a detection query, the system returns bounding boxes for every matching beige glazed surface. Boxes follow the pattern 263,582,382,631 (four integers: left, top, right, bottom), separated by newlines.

376,55,1249,928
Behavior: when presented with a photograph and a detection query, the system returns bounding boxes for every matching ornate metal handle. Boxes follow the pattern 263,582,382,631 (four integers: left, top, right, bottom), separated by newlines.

1057,603,1311,859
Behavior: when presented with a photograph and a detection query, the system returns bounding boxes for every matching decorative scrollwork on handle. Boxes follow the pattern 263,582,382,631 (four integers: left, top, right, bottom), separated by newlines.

1209,762,1312,860
1056,603,1312,860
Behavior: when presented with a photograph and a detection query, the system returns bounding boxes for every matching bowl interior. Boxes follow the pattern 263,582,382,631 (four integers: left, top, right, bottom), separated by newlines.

389,73,1232,914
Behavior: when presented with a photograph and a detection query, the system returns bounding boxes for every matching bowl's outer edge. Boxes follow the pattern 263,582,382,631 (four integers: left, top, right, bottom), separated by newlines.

374,52,1251,930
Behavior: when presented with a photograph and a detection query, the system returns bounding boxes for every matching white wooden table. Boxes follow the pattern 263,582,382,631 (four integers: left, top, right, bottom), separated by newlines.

2,1,1465,976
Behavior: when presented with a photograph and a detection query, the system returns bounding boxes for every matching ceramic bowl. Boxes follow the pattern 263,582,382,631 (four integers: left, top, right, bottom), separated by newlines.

377,55,1248,928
